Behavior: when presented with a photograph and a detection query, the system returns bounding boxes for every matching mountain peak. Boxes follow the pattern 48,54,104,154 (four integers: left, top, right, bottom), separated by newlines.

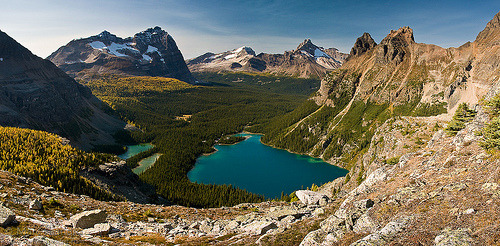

485,11,500,29
475,11,500,44
141,26,168,36
234,46,256,56
296,39,317,53
349,32,377,57
381,26,415,45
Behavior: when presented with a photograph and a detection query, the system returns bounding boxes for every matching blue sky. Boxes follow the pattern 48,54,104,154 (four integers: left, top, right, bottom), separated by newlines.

1,0,499,59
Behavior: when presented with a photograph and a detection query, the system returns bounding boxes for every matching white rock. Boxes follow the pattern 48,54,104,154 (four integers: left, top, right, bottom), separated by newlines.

0,205,15,227
68,209,107,229
32,236,70,246
243,221,277,235
295,190,329,206
81,223,112,236
29,199,43,210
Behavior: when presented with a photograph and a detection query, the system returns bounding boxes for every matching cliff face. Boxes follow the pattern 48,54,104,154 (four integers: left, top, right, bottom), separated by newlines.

0,30,125,150
48,27,197,83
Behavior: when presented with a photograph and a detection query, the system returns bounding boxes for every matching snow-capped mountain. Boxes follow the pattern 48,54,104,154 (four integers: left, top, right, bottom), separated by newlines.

187,39,348,78
187,46,266,72
48,27,196,83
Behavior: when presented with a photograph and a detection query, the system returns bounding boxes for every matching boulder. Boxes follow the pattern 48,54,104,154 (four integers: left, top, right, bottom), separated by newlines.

266,206,303,220
354,199,374,210
32,236,70,246
68,209,107,229
29,199,43,210
243,221,277,235
0,205,15,227
295,190,329,206
81,223,112,236
352,213,377,234
434,228,475,246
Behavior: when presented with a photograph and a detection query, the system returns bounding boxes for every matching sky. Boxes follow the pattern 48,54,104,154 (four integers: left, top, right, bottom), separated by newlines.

1,0,500,59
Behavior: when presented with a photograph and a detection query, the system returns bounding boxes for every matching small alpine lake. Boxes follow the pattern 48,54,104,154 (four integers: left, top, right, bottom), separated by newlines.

188,133,348,198
118,143,160,174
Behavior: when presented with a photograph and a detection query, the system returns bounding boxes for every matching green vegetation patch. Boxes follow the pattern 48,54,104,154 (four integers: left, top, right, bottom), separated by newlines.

480,94,500,150
0,126,121,201
445,103,477,136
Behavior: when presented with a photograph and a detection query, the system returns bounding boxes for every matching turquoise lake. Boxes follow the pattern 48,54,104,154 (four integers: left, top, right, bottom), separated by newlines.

132,153,162,175
118,143,160,175
188,134,348,198
118,143,153,159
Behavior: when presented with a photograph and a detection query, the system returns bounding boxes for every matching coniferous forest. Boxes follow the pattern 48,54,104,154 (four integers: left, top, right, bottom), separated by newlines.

83,73,320,207
0,127,121,201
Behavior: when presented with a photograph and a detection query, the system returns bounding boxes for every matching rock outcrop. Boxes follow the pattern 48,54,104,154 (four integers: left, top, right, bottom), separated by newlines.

295,190,330,206
0,205,15,227
48,27,197,83
69,210,107,229
349,32,377,57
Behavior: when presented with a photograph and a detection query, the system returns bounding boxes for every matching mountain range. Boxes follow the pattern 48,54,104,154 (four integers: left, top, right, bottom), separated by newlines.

0,30,125,151
48,27,197,83
187,39,348,78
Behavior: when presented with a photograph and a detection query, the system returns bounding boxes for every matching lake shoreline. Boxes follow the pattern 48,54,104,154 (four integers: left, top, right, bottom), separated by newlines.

189,133,348,198
132,153,162,175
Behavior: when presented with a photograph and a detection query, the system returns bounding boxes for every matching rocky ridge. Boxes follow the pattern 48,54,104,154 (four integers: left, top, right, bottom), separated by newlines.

267,10,500,163
48,27,197,83
187,39,348,78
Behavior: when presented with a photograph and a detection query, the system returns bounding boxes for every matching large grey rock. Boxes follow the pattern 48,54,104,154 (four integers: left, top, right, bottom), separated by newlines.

81,223,112,236
243,221,277,235
354,199,375,210
29,199,43,210
350,216,412,245
352,213,377,234
32,236,70,246
0,205,15,227
69,209,107,229
266,206,304,220
434,228,475,246
295,190,330,206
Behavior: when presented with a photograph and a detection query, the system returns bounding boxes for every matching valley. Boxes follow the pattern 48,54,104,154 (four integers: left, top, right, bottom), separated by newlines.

83,73,322,208
0,3,499,245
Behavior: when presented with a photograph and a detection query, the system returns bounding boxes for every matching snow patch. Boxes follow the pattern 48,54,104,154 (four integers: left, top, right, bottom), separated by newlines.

301,50,313,57
146,45,162,57
88,41,140,57
142,54,152,61
65,59,84,64
108,42,139,57
209,54,223,59
146,45,159,53
224,54,237,60
89,41,107,50
314,48,331,59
